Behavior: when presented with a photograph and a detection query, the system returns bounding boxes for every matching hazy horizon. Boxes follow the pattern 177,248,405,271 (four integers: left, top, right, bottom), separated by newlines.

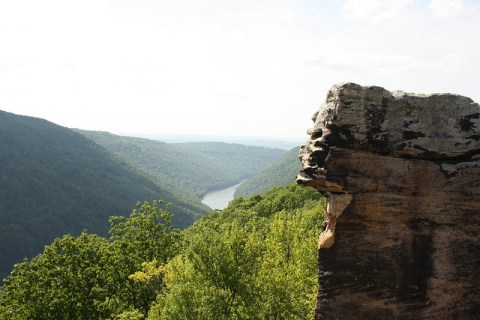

1,0,479,138
122,132,305,149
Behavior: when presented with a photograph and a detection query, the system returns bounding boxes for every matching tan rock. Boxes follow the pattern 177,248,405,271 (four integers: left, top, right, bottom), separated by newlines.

297,83,480,319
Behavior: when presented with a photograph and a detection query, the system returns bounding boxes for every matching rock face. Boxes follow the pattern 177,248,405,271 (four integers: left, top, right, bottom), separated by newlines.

297,83,480,319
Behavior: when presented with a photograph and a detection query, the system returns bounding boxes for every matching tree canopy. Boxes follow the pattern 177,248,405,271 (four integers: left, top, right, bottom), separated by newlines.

1,184,325,319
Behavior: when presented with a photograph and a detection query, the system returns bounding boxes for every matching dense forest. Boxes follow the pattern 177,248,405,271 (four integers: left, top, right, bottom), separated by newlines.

0,184,325,319
235,146,302,198
77,130,286,198
0,110,206,279
0,110,285,280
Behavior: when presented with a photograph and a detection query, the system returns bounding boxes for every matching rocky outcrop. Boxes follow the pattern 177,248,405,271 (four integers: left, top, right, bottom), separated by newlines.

297,83,480,319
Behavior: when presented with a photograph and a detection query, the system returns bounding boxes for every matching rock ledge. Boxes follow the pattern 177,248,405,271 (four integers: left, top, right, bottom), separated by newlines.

298,83,480,320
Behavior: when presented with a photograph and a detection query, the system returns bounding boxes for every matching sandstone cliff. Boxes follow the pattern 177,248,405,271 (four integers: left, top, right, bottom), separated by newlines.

297,83,480,319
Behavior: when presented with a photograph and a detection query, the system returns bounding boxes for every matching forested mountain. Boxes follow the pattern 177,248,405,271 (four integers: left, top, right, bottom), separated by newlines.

131,133,304,150
0,184,325,319
77,130,286,198
235,146,302,198
0,110,286,280
0,111,206,279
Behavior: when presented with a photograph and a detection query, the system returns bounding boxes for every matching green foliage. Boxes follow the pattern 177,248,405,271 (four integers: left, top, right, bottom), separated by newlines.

0,201,180,319
77,131,286,198
255,206,321,319
1,185,325,319
235,146,302,198
107,201,181,315
0,111,207,279
115,309,145,320
151,223,264,320
149,184,325,320
0,233,112,320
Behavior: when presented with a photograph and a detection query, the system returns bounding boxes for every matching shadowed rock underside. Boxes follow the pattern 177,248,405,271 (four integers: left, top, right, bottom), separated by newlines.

297,83,480,320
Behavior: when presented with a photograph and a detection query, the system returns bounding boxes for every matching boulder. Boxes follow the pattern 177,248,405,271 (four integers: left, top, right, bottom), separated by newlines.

297,83,480,319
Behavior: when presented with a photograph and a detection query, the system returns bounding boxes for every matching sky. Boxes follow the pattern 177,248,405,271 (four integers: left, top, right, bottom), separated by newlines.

0,0,479,139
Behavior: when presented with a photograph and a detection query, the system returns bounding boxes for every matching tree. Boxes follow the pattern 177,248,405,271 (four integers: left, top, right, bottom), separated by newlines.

149,184,325,319
0,200,181,319
1,185,325,319
107,200,181,315
256,204,323,319
149,221,264,320
0,233,112,320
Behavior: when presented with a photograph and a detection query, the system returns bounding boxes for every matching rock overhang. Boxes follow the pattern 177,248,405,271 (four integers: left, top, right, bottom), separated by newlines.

297,83,480,320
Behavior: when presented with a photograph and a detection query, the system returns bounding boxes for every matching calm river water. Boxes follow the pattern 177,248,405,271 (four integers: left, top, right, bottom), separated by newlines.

201,181,244,210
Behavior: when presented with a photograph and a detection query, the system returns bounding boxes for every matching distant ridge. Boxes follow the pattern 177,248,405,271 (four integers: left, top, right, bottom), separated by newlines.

77,131,286,198
119,133,304,150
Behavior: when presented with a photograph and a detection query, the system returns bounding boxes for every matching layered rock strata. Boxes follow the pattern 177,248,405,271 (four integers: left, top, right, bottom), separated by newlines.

297,83,480,319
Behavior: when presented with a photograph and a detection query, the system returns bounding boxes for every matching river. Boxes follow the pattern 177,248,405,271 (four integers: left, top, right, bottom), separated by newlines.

201,181,244,210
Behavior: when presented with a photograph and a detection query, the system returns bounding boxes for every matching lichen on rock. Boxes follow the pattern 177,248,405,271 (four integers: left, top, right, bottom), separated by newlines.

297,83,480,320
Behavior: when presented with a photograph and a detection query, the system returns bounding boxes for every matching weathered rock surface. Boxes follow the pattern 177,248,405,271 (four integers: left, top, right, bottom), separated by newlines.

297,83,480,319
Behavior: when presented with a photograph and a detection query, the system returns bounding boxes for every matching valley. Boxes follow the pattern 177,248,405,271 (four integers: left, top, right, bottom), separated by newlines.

0,110,296,280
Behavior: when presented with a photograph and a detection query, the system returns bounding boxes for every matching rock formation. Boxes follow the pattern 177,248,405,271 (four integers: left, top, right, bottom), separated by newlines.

297,83,480,319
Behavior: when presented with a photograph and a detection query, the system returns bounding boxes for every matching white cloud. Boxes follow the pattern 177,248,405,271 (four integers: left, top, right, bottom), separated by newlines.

342,0,413,25
428,0,463,18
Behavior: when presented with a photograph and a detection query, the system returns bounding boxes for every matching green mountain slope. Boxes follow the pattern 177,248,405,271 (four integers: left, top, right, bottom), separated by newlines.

77,131,286,198
234,146,302,198
0,111,207,279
